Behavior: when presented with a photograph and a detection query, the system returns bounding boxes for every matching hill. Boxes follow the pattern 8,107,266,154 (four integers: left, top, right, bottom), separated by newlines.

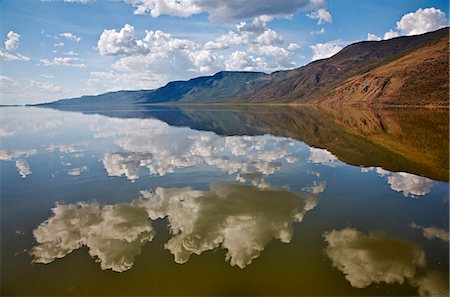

40,27,449,106
43,71,266,106
233,27,448,105
310,35,449,105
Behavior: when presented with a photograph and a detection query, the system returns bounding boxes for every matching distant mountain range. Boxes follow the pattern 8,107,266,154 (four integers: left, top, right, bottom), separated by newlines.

39,27,449,106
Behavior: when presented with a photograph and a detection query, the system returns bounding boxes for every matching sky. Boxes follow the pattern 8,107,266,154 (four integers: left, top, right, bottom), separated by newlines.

0,0,448,104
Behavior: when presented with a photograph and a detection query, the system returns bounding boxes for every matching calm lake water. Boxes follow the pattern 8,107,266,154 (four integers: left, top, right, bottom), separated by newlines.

1,106,448,296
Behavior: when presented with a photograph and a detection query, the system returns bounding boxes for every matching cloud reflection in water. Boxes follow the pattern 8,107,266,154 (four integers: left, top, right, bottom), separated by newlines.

31,201,154,272
142,183,319,268
323,227,449,296
362,167,436,197
324,228,426,288
31,183,319,271
0,149,37,178
410,223,449,242
92,117,300,185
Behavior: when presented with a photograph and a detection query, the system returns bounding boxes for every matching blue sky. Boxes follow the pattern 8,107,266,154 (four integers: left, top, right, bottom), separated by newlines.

1,0,448,104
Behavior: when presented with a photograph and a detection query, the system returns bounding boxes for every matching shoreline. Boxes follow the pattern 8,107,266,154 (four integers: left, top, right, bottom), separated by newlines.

5,102,448,109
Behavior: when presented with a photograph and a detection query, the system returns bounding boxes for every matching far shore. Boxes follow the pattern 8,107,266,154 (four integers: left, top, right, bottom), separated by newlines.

2,102,446,109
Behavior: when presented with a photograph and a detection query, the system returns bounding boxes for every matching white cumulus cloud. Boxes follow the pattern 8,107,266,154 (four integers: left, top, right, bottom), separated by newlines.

287,42,301,51
4,31,20,51
97,24,148,56
367,33,381,41
383,29,400,40
0,31,30,62
237,16,268,33
91,18,302,93
396,7,447,36
203,31,244,50
255,29,283,45
306,8,332,25
60,32,81,42
370,7,448,42
310,41,342,61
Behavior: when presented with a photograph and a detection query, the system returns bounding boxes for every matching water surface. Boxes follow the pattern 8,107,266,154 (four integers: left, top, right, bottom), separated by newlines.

1,106,448,296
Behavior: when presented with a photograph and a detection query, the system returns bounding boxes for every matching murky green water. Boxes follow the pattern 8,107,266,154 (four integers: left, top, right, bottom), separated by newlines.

1,106,448,296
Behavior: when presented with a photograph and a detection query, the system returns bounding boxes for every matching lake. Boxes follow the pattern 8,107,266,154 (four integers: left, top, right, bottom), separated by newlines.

1,105,448,296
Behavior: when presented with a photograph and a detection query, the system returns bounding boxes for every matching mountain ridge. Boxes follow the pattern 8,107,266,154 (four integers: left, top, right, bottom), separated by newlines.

39,27,449,107
232,27,449,104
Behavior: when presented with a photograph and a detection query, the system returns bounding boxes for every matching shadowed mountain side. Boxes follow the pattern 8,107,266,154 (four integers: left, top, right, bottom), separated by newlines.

42,90,154,106
41,105,449,181
42,71,265,106
146,71,266,103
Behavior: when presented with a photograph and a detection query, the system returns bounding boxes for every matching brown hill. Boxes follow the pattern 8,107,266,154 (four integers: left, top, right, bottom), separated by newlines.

235,27,449,105
313,35,449,105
